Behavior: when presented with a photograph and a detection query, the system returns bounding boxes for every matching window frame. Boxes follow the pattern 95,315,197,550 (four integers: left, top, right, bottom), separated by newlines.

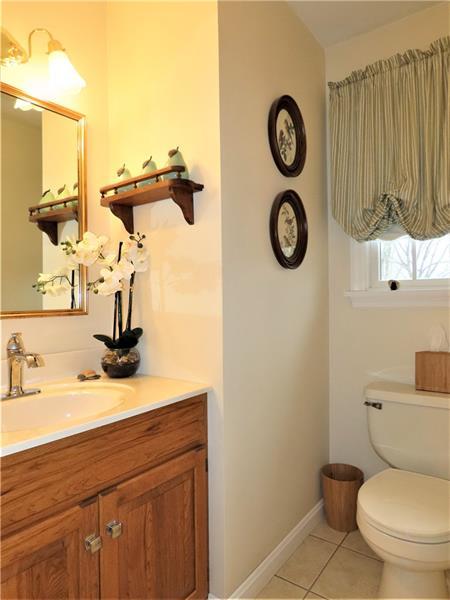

346,239,450,308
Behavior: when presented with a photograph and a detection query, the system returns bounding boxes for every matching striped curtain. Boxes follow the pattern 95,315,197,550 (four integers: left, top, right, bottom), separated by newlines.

328,37,449,241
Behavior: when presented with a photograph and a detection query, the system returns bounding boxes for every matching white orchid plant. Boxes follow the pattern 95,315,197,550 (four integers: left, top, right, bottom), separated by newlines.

34,231,148,350
34,266,77,307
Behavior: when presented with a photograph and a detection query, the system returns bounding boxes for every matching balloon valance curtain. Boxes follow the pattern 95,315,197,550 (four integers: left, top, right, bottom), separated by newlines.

328,37,449,241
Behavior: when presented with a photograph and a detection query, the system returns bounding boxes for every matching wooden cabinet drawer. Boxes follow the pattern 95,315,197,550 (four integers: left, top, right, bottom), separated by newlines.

1,395,207,537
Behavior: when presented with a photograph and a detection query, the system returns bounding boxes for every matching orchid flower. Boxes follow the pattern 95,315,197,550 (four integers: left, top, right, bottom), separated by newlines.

34,231,148,343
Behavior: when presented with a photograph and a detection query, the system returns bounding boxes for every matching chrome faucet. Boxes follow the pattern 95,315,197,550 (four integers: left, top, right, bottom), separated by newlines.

2,333,44,400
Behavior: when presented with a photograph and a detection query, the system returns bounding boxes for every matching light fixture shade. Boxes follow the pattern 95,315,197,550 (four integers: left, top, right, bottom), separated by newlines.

14,98,43,111
18,54,53,100
48,49,86,95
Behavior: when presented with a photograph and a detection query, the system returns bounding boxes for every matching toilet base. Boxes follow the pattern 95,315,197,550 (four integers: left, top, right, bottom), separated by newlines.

378,562,449,599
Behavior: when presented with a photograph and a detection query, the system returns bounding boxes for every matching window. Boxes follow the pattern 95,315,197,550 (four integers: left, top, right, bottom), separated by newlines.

347,234,450,308
375,234,450,286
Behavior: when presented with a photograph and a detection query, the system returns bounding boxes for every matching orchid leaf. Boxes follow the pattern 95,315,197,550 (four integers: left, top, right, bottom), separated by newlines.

93,334,115,348
94,329,143,350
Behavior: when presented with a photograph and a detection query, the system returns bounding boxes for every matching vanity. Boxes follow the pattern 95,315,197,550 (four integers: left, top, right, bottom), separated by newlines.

0,66,209,600
1,376,209,599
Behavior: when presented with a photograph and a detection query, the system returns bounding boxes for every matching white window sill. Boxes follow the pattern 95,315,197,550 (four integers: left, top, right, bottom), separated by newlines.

345,288,450,308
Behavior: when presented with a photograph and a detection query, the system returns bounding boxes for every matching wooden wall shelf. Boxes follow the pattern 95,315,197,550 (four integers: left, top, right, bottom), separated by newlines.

100,166,204,234
29,197,78,245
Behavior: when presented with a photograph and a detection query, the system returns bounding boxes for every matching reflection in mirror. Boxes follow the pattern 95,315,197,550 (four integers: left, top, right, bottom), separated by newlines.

0,84,86,318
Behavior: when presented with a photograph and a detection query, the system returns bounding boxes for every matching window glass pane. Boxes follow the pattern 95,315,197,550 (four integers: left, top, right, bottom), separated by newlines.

379,236,413,281
416,234,450,280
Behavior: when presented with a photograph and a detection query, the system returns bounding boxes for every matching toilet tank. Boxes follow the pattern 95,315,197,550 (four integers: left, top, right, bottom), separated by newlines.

365,382,450,480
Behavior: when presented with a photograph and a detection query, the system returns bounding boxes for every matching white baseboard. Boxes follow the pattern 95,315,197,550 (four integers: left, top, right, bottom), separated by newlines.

209,499,324,600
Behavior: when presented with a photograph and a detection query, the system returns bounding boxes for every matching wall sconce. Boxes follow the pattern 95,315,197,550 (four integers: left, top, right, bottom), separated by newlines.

1,29,26,65
1,27,86,96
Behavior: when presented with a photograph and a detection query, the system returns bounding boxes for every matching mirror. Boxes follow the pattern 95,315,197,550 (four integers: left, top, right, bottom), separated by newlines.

0,83,86,318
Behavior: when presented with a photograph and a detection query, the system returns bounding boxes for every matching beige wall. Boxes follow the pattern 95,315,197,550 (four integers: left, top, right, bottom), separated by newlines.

105,2,225,593
1,4,330,596
326,3,450,479
106,3,329,595
219,2,328,594
1,2,112,361
1,107,43,311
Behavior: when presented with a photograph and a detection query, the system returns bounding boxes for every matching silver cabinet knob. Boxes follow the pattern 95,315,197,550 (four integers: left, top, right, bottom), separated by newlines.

106,520,123,539
84,534,103,554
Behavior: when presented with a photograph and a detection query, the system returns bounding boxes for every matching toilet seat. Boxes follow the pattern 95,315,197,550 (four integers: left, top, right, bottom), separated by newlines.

357,469,450,545
357,511,449,567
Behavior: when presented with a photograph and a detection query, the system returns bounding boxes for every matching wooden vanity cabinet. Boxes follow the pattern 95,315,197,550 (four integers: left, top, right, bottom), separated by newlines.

1,501,100,599
1,394,208,600
100,448,207,599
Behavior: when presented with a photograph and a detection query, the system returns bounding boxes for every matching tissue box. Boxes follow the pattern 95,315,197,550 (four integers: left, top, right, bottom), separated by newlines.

415,351,450,394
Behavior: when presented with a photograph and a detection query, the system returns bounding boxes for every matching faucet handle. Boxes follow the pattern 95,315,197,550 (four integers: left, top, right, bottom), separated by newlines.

7,333,25,354
26,353,45,368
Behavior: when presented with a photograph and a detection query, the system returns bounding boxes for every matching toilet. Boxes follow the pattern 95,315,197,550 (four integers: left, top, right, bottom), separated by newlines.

357,382,450,599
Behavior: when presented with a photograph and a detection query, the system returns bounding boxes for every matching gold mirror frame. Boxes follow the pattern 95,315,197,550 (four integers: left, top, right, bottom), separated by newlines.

0,83,87,319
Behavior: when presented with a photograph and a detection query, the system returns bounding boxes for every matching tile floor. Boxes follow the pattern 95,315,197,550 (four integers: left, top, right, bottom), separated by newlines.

258,521,383,599
258,521,450,599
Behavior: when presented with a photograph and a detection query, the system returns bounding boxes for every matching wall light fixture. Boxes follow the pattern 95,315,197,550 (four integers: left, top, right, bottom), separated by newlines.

1,27,86,96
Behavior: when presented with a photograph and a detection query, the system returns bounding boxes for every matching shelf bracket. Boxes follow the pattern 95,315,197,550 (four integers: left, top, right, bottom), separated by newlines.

37,221,58,246
110,204,134,235
170,187,195,225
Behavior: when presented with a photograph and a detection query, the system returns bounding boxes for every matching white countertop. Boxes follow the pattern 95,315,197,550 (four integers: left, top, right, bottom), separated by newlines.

1,375,210,457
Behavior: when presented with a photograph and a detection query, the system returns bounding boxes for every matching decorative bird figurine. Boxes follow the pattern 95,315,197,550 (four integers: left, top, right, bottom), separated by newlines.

68,182,79,207
57,184,70,199
138,156,158,188
53,184,70,209
163,147,189,180
39,189,54,212
117,163,134,192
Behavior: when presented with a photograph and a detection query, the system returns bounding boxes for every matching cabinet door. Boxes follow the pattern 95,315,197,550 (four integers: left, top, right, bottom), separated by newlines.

100,448,208,600
1,500,100,599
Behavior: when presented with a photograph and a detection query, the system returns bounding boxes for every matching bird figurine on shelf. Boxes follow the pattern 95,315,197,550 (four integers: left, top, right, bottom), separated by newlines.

163,147,189,180
55,184,70,209
68,182,78,207
57,184,70,198
39,189,54,212
138,155,158,188
117,163,134,192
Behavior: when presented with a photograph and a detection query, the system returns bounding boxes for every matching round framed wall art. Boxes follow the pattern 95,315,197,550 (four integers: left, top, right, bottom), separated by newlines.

268,95,307,177
270,190,308,269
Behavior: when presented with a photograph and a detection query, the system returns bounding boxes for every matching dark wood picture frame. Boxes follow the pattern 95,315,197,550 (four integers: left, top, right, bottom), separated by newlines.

270,190,308,269
268,95,307,177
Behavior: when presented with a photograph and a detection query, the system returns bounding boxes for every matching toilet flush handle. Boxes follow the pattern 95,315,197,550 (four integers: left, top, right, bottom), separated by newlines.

364,400,382,410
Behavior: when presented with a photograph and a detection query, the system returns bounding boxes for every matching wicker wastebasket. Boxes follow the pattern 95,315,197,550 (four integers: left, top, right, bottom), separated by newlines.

321,463,364,532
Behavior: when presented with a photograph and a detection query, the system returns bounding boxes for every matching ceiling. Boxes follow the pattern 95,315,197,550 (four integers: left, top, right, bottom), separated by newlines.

289,1,441,47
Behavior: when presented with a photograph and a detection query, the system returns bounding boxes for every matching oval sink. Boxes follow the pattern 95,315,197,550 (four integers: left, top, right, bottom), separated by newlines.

1,382,133,433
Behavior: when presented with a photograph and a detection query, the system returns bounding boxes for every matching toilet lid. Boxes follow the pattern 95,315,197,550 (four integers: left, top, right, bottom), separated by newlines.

358,469,450,544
